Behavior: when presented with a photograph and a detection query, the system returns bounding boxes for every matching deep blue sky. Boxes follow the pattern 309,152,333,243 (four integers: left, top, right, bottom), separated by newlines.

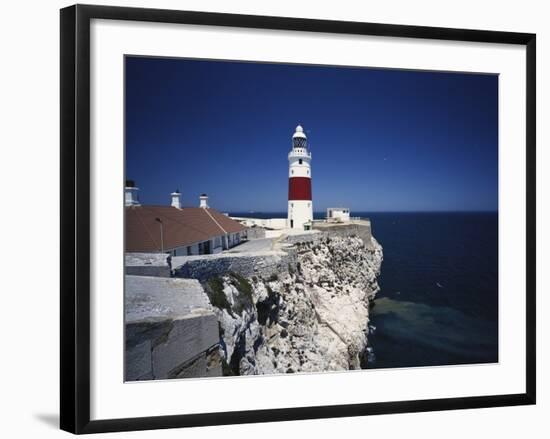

126,56,498,213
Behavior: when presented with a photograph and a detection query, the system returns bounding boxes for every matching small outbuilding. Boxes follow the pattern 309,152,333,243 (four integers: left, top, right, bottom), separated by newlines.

326,207,351,223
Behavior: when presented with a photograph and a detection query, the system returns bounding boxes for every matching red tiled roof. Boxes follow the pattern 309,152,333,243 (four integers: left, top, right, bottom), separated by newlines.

125,206,246,253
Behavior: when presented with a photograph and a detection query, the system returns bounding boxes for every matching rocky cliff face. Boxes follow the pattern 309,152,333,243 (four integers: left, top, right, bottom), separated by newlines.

203,235,383,376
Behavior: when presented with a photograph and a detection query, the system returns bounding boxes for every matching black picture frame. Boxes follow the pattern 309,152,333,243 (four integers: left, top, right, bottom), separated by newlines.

60,4,536,434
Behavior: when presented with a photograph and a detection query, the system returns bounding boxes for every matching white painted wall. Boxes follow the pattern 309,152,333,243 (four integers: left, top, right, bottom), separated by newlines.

266,218,288,229
288,199,313,229
170,232,243,256
171,243,199,256
288,150,312,177
232,217,288,229
227,232,242,247
327,208,351,222
212,236,223,253
170,192,181,208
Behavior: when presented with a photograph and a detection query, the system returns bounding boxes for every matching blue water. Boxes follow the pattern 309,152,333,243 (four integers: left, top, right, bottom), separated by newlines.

231,211,499,368
363,212,498,368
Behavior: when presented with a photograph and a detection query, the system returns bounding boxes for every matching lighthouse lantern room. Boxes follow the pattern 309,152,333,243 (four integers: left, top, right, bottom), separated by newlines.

288,125,313,229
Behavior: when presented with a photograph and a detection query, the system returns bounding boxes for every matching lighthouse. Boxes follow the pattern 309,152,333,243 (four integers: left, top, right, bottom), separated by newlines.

288,125,313,230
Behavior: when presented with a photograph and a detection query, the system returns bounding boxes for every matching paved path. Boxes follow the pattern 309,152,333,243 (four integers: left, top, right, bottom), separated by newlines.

226,237,276,253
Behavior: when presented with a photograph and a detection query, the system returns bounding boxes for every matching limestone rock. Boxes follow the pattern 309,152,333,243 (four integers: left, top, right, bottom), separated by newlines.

203,235,383,376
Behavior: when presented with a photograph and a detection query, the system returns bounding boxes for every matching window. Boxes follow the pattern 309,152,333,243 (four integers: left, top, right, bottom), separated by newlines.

291,170,294,174
299,159,303,165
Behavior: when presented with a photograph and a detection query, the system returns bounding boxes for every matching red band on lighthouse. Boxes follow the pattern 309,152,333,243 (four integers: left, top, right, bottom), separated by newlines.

288,177,312,200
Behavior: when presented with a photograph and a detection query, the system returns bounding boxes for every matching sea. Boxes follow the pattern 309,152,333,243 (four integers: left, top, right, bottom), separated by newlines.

230,211,499,369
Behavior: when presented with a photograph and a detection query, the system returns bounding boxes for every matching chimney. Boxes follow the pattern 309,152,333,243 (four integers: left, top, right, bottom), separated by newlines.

199,193,209,208
125,179,140,206
171,190,181,209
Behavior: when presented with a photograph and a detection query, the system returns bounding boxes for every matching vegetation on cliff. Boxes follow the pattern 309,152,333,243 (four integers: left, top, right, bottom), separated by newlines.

206,234,383,376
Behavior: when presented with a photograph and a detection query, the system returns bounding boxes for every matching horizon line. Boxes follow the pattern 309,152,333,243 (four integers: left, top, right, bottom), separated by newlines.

227,210,498,214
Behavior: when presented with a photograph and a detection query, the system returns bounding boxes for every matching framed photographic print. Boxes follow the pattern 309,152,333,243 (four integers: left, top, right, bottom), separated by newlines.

60,4,536,434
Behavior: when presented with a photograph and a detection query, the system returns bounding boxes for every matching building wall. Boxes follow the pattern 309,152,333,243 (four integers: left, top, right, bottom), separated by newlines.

170,232,244,257
172,244,199,257
288,153,312,178
327,208,351,222
227,232,242,247
232,217,287,230
288,199,313,230
212,236,223,254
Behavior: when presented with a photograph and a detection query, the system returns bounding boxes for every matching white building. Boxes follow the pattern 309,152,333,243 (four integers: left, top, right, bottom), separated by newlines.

125,188,247,256
231,217,287,230
288,125,313,230
327,207,351,223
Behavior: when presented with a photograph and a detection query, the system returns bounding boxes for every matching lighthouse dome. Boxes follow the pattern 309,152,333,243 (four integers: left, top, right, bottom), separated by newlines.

292,124,307,139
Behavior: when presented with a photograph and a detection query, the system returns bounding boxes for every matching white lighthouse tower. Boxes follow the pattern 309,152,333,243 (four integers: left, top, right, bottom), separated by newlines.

288,125,313,229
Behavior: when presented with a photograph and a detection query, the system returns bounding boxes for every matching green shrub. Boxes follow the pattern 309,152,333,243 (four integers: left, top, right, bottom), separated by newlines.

206,277,231,312
230,272,253,301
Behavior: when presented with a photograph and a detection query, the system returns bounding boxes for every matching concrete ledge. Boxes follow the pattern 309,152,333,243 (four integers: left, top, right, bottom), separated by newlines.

126,275,212,321
125,253,171,277
125,275,221,380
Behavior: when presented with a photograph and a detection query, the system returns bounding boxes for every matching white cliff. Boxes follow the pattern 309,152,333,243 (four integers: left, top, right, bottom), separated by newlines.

204,234,383,376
